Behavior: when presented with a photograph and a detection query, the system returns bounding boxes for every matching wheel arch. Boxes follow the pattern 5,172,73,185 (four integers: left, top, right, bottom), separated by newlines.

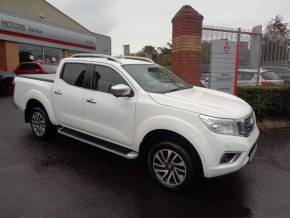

139,129,204,176
24,97,57,125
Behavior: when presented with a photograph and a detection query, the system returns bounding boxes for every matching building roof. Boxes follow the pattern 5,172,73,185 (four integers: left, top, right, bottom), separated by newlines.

0,0,93,34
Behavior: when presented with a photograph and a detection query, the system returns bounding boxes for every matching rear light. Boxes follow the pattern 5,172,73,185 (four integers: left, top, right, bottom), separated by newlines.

261,81,273,87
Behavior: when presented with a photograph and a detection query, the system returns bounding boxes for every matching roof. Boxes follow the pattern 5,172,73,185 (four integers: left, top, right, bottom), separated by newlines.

172,5,203,23
64,54,156,65
63,56,156,66
0,0,96,34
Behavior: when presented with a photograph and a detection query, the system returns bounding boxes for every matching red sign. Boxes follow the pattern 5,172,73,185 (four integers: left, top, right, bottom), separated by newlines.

224,41,230,52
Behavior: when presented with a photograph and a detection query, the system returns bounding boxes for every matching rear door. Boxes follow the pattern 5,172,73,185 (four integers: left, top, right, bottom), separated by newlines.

52,62,90,131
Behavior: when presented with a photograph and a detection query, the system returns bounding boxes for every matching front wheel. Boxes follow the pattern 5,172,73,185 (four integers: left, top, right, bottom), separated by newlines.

148,142,200,191
30,107,54,139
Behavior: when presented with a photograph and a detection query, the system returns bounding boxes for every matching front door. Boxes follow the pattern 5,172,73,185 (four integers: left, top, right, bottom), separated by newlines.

84,64,136,147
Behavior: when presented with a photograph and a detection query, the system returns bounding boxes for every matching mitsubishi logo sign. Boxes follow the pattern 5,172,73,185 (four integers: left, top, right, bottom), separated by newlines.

223,41,230,52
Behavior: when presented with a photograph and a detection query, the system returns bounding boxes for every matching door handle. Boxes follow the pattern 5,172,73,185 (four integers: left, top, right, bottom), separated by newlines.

54,90,62,95
86,98,96,104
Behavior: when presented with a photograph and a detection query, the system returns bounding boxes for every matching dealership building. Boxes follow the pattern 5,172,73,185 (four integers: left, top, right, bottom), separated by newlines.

0,0,111,72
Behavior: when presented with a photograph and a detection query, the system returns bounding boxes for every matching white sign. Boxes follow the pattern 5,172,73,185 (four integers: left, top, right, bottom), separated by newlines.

209,40,237,94
0,10,97,52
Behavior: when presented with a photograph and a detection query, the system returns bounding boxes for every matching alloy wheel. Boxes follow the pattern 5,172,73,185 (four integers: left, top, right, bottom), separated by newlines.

31,112,46,137
152,149,187,187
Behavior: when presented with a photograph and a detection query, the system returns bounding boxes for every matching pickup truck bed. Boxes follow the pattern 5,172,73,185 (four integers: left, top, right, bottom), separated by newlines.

14,74,55,116
18,74,55,83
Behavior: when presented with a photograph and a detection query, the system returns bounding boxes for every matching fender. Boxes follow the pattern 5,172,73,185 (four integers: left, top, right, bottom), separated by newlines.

25,89,58,125
134,115,208,169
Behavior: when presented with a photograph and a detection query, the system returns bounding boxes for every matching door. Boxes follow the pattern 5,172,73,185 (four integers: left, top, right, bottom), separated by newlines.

52,63,90,131
84,64,136,147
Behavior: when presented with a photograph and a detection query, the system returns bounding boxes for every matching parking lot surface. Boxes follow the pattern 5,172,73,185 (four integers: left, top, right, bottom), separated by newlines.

0,96,290,218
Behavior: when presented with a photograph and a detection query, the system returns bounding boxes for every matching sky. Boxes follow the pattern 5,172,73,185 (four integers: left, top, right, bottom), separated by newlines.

46,0,290,55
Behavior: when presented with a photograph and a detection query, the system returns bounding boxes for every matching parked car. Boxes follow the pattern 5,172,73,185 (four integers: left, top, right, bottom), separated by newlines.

262,65,290,85
14,62,58,75
238,68,284,86
0,71,15,95
14,54,259,190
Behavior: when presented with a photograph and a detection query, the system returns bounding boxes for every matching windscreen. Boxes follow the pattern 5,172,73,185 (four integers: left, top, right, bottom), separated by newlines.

122,64,191,93
261,71,280,80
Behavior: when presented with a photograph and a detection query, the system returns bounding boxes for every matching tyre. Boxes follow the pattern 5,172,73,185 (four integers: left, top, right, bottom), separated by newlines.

148,141,200,191
30,107,54,139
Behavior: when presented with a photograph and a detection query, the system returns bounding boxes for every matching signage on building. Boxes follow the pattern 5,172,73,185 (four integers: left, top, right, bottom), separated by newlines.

209,40,237,94
0,11,97,52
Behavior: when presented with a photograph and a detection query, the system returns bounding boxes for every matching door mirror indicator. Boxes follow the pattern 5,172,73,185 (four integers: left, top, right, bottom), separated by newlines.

110,84,133,97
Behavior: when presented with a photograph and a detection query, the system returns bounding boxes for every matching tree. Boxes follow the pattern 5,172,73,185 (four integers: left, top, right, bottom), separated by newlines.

264,15,289,43
131,42,172,65
157,42,172,66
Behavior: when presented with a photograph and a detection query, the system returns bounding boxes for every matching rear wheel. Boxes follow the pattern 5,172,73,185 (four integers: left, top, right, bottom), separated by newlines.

148,141,200,191
30,107,54,139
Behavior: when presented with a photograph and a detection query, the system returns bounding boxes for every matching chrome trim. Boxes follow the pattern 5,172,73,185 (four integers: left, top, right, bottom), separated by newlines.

115,56,155,63
72,54,122,64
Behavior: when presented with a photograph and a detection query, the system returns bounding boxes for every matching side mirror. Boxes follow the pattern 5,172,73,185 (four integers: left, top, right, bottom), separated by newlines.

110,84,133,97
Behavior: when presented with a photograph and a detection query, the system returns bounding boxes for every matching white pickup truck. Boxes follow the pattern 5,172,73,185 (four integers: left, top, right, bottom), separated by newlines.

14,54,259,190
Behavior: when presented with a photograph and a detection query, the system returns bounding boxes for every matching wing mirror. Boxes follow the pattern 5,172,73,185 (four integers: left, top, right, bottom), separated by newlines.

110,84,134,97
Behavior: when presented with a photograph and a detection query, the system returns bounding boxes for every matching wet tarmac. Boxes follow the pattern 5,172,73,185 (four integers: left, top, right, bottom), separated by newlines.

0,96,290,218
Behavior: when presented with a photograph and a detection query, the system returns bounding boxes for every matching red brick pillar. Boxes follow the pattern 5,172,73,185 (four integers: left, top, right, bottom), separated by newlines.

0,41,19,72
171,5,203,85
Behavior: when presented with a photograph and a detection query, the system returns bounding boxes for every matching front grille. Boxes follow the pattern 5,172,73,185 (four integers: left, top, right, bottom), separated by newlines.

237,112,255,137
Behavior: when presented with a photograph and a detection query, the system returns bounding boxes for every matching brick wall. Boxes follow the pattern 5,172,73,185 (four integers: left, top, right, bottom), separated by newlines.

0,41,19,72
0,41,7,71
171,5,203,85
64,50,76,58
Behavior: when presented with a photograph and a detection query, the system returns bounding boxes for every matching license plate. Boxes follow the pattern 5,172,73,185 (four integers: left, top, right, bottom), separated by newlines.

249,143,257,162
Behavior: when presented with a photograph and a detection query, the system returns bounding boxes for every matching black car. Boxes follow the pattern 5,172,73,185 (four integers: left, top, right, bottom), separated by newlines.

0,71,15,95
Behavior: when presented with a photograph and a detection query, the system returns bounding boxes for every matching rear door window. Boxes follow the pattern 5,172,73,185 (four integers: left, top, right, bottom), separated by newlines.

19,64,39,71
61,63,89,88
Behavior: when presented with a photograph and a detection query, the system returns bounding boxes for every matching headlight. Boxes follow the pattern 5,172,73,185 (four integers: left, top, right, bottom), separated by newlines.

200,115,239,136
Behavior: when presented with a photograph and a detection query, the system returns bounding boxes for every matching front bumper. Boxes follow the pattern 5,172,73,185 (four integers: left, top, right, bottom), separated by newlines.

198,124,259,178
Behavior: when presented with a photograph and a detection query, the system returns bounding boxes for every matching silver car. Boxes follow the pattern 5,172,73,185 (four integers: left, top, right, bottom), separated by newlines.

238,68,284,86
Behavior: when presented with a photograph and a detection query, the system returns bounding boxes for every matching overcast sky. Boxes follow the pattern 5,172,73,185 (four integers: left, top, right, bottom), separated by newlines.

46,0,290,55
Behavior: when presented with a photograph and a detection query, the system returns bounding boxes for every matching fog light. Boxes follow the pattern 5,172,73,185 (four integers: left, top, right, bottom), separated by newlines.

220,152,241,164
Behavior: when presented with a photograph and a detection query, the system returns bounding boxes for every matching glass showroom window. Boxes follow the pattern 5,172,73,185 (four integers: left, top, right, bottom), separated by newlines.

43,47,64,64
19,44,43,63
19,44,64,64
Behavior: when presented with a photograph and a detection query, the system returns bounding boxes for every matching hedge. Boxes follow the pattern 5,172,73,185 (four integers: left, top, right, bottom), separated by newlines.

237,85,290,119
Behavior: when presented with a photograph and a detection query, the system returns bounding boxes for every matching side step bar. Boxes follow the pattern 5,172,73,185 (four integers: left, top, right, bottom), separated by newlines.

58,127,138,159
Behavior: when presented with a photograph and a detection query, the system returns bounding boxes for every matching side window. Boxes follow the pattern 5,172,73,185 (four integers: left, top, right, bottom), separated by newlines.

61,63,88,87
93,65,127,93
33,64,41,70
19,64,29,70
